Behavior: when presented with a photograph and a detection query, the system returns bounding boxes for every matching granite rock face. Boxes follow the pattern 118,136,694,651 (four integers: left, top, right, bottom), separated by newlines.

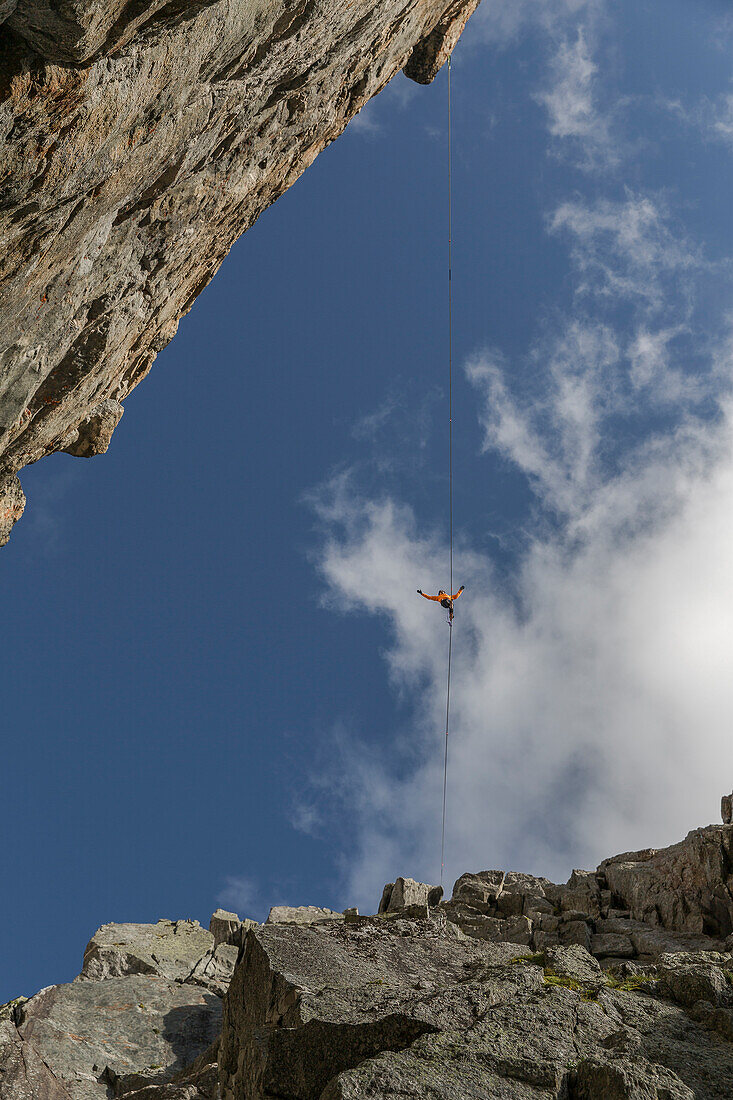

219,918,733,1099
434,824,733,966
0,0,478,544
8,816,733,1097
0,911,246,1099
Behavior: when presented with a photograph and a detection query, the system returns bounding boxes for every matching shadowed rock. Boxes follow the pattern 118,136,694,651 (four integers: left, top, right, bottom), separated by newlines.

10,976,221,1100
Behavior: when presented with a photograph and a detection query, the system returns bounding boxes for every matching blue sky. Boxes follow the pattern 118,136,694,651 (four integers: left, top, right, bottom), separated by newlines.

3,0,733,1002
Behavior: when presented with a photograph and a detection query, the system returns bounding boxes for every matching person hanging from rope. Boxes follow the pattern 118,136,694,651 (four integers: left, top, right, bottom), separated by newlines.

417,585,465,622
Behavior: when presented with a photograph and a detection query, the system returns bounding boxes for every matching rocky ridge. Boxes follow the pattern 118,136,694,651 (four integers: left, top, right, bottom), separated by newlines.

0,0,480,544
6,805,733,1097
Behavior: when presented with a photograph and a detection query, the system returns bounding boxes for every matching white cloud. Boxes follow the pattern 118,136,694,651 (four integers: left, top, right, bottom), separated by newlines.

312,390,733,911
307,182,733,910
290,801,322,837
660,88,733,153
467,0,599,48
549,195,701,308
466,323,621,521
538,31,603,138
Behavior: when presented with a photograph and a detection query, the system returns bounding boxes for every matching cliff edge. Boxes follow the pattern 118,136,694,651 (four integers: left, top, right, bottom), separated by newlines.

0,0,479,544
5,802,733,1098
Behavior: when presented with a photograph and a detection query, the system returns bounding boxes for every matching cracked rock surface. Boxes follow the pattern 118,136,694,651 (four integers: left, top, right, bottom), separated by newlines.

7,816,733,1097
0,0,478,543
219,919,733,1099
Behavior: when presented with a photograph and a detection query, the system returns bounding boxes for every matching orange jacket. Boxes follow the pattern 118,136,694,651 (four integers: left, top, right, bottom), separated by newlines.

419,586,464,602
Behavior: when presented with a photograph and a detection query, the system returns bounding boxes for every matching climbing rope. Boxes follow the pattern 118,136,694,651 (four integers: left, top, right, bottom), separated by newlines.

440,56,454,890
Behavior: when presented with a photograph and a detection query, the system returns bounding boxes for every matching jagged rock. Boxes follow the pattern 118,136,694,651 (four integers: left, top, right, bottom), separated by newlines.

266,904,343,925
0,996,26,1022
9,976,221,1100
630,925,725,959
383,876,442,912
108,1040,219,1099
498,914,533,946
11,811,733,1097
560,919,593,950
570,1058,695,1100
557,869,602,918
0,1019,72,1099
600,825,733,937
185,944,240,998
61,398,123,457
591,933,636,958
208,909,256,949
545,943,602,982
723,793,733,825
451,869,505,911
534,930,561,950
657,951,733,1008
209,909,241,947
403,0,481,84
218,917,733,1099
80,918,214,983
0,474,24,546
0,0,479,544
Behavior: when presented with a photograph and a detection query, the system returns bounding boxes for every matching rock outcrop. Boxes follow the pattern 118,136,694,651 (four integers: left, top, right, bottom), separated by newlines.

438,824,733,963
0,912,237,1099
218,917,733,1099
0,0,479,543
8,813,733,1097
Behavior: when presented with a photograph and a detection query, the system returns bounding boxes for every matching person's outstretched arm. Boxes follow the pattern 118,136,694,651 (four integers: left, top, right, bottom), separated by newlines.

451,585,465,600
417,589,442,601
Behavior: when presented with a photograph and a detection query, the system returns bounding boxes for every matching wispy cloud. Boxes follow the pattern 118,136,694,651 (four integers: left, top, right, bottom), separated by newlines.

535,28,619,169
467,0,601,48
306,184,733,913
549,194,702,309
217,875,264,920
311,387,733,910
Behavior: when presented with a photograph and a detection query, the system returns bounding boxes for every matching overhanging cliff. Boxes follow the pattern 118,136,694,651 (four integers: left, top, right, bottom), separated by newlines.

0,0,480,544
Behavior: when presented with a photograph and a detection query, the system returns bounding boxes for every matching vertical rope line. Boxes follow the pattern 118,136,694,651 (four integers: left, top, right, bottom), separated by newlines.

448,56,454,600
440,56,454,890
440,621,452,886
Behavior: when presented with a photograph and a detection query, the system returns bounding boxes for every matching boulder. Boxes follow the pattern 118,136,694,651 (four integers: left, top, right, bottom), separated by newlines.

544,944,602,984
590,933,636,959
657,952,733,1009
80,919,214,984
723,793,733,825
451,870,504,911
570,1058,695,1100
600,826,733,937
557,869,602,918
209,910,257,949
560,920,592,950
266,905,343,925
385,877,443,912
